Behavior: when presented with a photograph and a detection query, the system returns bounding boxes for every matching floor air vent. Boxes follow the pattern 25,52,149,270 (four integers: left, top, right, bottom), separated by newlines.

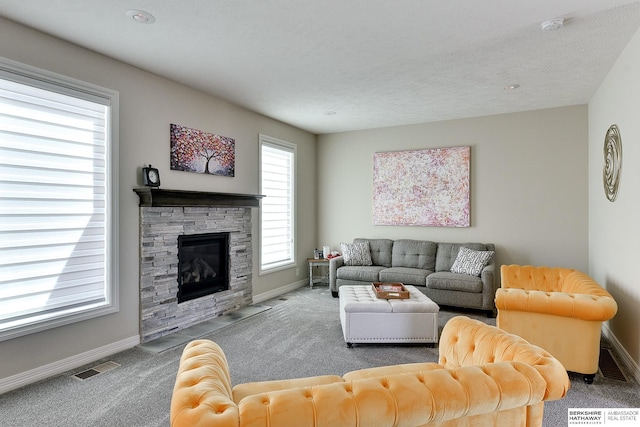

599,348,627,382
73,361,120,381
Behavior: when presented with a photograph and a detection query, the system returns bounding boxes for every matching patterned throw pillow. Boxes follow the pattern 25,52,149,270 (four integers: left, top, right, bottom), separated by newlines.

340,242,373,266
450,247,494,276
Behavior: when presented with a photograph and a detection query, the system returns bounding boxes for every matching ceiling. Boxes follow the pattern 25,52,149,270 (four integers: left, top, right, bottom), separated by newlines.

2,1,640,134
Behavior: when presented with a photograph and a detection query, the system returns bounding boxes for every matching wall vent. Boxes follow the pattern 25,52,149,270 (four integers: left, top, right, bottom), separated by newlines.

599,348,628,382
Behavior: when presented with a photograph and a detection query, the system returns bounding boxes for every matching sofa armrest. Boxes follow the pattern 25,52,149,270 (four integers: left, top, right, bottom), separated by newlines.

329,256,344,293
171,340,239,427
495,288,618,321
480,262,496,310
438,316,569,401
237,363,551,426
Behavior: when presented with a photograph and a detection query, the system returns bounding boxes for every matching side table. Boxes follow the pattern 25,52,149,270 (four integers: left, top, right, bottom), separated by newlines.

307,258,329,288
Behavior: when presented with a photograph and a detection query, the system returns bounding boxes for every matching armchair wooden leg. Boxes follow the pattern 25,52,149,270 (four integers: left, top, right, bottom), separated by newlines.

583,374,595,384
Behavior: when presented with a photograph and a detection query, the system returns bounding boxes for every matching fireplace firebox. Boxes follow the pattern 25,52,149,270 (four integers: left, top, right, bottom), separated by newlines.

177,232,230,303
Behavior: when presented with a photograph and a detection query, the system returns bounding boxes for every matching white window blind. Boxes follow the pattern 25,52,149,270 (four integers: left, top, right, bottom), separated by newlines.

0,58,118,341
260,135,295,271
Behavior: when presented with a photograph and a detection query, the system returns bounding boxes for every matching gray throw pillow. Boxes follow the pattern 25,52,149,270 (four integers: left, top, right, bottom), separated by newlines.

450,247,494,276
340,242,373,266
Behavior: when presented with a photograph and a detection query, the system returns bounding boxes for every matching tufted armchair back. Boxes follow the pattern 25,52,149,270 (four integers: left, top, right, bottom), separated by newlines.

501,265,573,292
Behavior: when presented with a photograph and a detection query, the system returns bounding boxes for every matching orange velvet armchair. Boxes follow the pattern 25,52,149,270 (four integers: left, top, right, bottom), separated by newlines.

171,316,569,427
496,265,618,384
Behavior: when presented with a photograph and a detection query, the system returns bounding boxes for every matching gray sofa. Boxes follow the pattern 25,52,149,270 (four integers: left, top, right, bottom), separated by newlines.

329,238,497,315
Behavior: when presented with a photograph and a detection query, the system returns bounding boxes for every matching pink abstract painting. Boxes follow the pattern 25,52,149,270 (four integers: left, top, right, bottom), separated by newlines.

373,146,470,227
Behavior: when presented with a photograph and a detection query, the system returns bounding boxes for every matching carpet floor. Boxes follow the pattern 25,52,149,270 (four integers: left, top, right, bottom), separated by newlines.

1,285,638,426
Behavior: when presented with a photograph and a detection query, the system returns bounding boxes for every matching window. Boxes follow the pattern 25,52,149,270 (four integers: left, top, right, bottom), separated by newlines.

260,134,295,272
0,58,119,341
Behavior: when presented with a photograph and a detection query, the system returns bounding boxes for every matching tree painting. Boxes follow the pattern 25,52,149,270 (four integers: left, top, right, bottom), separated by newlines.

170,124,235,177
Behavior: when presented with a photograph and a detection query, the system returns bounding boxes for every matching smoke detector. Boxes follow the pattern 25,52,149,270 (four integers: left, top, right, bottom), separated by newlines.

126,9,156,24
541,18,564,32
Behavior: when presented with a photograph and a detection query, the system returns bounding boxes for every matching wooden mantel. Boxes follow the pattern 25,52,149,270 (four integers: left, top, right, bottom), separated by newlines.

133,188,264,208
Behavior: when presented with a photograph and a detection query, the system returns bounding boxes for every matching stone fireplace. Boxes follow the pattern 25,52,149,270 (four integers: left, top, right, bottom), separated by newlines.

134,188,263,342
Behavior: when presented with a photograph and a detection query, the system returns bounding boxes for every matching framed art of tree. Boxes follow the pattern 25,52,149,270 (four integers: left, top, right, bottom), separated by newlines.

170,123,235,177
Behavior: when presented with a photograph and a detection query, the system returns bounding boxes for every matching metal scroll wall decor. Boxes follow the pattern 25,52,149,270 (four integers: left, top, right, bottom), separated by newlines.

603,124,622,202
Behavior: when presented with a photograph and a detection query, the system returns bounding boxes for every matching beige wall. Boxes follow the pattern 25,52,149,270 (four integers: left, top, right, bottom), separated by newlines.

0,18,316,381
589,26,640,373
317,106,589,272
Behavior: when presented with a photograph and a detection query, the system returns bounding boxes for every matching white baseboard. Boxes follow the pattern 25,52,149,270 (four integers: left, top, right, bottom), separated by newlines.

1,281,307,395
252,280,307,304
0,335,140,395
602,323,640,383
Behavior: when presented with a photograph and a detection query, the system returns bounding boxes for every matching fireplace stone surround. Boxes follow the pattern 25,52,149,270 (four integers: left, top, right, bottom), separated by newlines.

134,188,263,342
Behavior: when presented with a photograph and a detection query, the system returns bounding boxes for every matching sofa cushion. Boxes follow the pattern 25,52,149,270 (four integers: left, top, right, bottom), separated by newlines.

354,238,393,267
450,247,494,276
379,267,431,286
337,265,386,282
427,271,483,293
391,239,436,270
340,242,373,266
435,242,491,272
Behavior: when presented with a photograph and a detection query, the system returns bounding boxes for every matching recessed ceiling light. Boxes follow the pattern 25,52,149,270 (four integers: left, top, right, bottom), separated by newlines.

541,18,564,32
126,9,155,24
504,84,520,90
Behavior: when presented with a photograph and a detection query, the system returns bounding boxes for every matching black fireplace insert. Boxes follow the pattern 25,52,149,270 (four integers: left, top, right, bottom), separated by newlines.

177,232,230,303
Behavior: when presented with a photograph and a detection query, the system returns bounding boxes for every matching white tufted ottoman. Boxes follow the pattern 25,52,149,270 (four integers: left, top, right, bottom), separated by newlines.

339,285,439,347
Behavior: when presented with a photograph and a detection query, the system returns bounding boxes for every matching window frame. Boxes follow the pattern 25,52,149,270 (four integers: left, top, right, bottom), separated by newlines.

0,57,119,342
259,134,296,274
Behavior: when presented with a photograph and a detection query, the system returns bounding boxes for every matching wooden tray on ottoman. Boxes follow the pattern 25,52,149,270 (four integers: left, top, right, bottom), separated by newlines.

372,282,410,299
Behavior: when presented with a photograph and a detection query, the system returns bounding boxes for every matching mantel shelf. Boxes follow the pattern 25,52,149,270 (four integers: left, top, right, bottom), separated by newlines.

133,188,264,208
